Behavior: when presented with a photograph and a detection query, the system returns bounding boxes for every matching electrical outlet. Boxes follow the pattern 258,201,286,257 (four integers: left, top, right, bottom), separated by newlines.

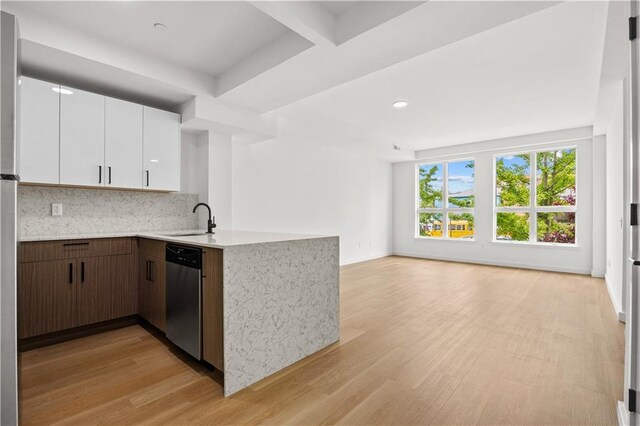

52,203,63,216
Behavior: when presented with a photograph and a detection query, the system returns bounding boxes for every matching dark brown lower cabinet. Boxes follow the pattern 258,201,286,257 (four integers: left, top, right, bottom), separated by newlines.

18,260,76,338
76,255,137,327
19,237,222,365
203,248,223,370
18,238,135,339
137,238,166,332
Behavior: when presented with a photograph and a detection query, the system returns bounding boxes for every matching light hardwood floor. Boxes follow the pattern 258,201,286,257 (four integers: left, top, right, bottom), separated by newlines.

19,256,625,425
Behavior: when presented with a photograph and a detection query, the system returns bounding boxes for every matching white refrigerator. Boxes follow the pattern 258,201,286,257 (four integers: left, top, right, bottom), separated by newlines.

0,10,19,426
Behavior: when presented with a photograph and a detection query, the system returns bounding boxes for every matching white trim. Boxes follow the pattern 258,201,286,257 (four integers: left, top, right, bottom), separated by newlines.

414,126,592,160
393,251,591,275
491,240,579,249
605,274,625,322
591,270,605,278
340,252,392,266
414,236,475,242
617,400,629,426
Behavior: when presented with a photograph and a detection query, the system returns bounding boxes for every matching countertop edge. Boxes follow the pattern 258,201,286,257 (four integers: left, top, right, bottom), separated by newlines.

18,230,338,249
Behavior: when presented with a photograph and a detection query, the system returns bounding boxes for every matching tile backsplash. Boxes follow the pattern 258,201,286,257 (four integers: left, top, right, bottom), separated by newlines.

18,185,199,238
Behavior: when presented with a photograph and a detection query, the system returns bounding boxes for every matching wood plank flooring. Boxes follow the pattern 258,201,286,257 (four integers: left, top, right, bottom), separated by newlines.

19,256,625,425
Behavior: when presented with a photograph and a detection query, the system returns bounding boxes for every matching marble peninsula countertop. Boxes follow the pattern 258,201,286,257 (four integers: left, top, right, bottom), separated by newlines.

18,229,334,249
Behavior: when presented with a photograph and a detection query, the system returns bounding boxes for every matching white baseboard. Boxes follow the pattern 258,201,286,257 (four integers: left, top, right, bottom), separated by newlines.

340,252,392,266
604,275,626,322
393,251,591,275
617,400,629,426
591,270,605,278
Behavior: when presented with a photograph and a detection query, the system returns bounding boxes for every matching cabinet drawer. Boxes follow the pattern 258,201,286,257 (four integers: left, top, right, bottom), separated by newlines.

138,238,166,260
20,238,132,263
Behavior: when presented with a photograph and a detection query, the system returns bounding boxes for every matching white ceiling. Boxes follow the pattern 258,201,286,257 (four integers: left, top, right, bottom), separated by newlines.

0,1,609,160
320,1,360,16
3,1,292,77
217,1,558,112
283,1,608,152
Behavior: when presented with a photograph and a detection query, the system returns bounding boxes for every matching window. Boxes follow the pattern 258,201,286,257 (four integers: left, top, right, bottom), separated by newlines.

417,159,475,240
494,148,576,244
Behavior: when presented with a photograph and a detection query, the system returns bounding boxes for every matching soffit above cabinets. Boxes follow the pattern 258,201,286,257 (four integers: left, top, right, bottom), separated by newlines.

5,1,295,77
19,40,192,112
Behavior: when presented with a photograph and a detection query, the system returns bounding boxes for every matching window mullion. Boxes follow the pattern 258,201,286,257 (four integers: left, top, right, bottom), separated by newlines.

535,205,576,213
443,162,448,239
530,151,537,243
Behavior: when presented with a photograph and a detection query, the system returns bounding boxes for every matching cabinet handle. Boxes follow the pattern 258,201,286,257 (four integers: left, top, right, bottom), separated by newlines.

63,242,89,247
68,263,73,284
145,260,150,280
108,166,112,184
98,165,102,184
150,261,155,282
146,170,149,187
81,261,85,283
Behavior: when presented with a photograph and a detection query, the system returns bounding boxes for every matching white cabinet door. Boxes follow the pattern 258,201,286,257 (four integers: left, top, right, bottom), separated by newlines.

59,86,105,186
105,98,143,189
18,77,60,184
143,107,180,191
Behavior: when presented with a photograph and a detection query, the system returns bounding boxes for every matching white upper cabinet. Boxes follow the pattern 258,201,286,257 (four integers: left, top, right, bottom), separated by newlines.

105,98,143,189
18,77,60,184
59,86,105,186
19,77,181,191
143,107,181,191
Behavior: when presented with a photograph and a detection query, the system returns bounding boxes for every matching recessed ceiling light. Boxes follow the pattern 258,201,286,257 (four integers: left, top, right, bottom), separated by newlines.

52,87,73,95
392,100,408,109
153,23,168,31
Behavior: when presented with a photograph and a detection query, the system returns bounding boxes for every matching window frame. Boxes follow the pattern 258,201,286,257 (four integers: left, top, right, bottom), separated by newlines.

415,158,475,241
492,146,578,246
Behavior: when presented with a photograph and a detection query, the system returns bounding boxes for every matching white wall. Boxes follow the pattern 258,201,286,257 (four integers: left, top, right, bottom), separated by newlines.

181,130,209,229
592,134,606,278
181,130,233,231
393,129,594,274
231,130,393,265
604,83,625,316
208,132,232,230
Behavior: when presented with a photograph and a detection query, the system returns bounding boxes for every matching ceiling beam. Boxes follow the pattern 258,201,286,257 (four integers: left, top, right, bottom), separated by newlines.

249,1,336,47
181,96,277,140
215,32,312,97
221,1,562,112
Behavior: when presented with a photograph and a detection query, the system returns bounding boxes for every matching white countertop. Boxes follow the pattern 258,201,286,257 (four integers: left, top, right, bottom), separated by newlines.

18,229,334,249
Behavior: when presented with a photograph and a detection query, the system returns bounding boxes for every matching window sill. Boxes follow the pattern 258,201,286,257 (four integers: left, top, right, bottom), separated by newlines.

491,240,579,249
414,236,476,242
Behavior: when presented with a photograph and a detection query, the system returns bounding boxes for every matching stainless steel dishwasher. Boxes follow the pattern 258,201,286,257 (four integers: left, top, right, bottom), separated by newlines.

166,244,203,360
